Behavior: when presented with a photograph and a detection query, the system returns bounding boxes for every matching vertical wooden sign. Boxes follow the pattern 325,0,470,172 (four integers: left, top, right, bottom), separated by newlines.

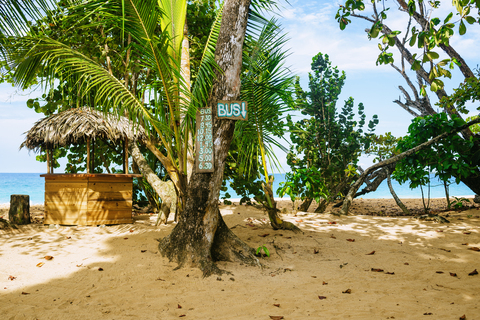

195,107,214,172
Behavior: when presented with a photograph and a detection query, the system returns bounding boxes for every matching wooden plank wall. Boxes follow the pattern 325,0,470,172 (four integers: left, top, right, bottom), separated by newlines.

44,175,134,226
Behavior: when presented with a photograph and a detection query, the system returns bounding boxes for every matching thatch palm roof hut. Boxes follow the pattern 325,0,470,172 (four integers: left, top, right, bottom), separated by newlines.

21,108,144,226
21,108,145,173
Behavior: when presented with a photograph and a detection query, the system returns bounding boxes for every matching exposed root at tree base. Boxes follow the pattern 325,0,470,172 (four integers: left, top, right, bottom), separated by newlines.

272,220,302,233
158,213,261,277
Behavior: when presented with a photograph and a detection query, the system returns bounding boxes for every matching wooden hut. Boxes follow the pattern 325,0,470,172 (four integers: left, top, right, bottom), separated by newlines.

21,108,144,226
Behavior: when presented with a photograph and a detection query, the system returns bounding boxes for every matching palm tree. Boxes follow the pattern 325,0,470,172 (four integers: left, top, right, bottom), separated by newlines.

1,0,282,275
234,19,299,231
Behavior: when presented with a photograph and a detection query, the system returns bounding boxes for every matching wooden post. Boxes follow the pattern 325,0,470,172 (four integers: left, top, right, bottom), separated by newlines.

9,195,30,225
86,137,91,173
46,148,51,174
91,139,95,173
123,139,129,174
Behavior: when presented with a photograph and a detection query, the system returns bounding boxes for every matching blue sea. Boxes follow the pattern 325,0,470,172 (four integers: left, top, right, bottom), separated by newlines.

0,172,475,205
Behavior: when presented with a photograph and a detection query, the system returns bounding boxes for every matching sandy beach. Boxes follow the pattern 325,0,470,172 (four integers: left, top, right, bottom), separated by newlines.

1,197,479,319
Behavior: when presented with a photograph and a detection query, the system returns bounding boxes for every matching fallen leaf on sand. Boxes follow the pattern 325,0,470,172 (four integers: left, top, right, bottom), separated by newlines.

178,304,182,309
130,229,134,232
314,249,319,254
347,239,355,242
156,278,165,281
468,247,480,251
328,222,336,225
27,237,32,240
258,234,269,237
371,268,384,272
436,271,444,274
385,272,395,275
124,238,128,240
318,296,327,300
366,251,375,255
66,236,71,239
36,262,44,267
141,250,147,253
462,243,468,245
273,304,280,307
21,292,30,295
463,232,471,235
322,281,328,285
269,316,284,320
423,312,433,315
468,269,478,276
404,262,409,265
342,289,351,294
311,276,317,278
295,219,303,223
179,315,186,317
76,264,83,267
449,272,457,277
98,268,104,271
8,276,16,281
459,314,466,320
330,234,336,239
44,255,54,260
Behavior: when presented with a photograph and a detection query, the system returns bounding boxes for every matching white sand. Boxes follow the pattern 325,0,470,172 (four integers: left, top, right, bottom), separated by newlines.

0,198,479,319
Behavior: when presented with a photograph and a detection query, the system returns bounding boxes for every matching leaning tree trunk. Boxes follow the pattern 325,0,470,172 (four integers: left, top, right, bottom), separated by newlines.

159,0,260,276
386,167,410,215
339,116,480,215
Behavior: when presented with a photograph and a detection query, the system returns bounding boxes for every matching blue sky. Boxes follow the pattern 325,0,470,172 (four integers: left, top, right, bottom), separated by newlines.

1,0,479,173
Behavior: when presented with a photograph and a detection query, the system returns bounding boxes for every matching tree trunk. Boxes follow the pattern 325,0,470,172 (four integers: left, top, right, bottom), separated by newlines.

9,195,30,225
386,169,410,215
340,116,480,215
298,198,313,212
158,0,260,276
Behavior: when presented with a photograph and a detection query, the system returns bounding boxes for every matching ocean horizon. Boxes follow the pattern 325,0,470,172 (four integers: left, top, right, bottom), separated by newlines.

0,172,475,205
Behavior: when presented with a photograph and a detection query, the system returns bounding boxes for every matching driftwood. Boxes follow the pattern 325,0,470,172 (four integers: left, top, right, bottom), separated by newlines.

340,116,480,215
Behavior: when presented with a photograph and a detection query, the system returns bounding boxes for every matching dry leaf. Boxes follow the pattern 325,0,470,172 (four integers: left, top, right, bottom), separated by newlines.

463,232,471,235
295,219,303,223
404,262,409,265
44,256,54,260
21,292,30,295
423,312,433,315
462,243,468,245
141,250,147,253
27,237,32,240
8,276,16,281
178,304,182,309
347,239,355,242
328,221,337,224
269,316,284,320
98,268,104,271
124,238,128,240
385,272,395,275
314,249,319,254
179,315,186,318
76,264,83,267
468,269,478,276
130,229,134,232
285,237,292,239
436,271,444,274
156,278,165,281
371,268,384,272
311,276,317,278
36,262,44,267
318,296,327,300
449,272,457,277
439,248,451,252
342,289,351,294
366,251,375,255
66,236,71,239
322,281,328,285
459,314,466,320
330,234,336,239
468,247,480,251
258,234,269,237
273,304,280,307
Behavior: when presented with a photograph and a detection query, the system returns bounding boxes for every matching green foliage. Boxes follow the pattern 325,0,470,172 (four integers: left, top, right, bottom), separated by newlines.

336,0,480,94
451,196,471,210
365,132,400,162
392,113,479,189
280,53,378,209
255,245,270,257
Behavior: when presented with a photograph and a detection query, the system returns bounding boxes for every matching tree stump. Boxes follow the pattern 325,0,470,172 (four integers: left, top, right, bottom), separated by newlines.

9,195,30,225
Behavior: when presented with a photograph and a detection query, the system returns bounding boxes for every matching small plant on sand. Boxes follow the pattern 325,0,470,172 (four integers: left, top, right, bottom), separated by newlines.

255,245,270,258
451,197,471,210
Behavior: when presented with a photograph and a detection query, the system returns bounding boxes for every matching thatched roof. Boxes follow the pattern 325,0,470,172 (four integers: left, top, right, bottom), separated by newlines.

21,108,146,151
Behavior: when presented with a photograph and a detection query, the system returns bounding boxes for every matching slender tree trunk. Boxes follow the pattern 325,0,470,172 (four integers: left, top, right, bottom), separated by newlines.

299,198,313,212
386,168,410,215
158,0,260,276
